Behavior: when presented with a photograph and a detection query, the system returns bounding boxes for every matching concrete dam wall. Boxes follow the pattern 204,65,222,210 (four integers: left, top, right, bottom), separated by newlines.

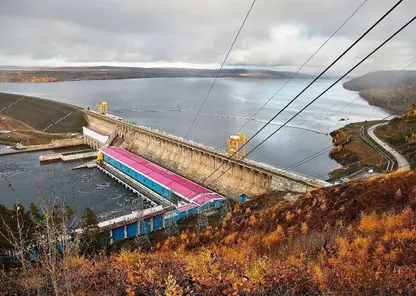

84,111,329,197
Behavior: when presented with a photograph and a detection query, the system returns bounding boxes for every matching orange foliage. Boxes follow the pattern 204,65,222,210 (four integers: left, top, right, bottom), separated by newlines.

2,171,416,295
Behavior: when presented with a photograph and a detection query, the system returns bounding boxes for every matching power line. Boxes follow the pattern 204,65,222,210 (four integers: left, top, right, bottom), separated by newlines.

201,0,407,185
283,94,416,172
184,0,257,139
314,140,415,179
312,115,416,179
235,15,416,165
251,104,415,179
272,56,416,155
219,0,369,150
294,142,413,174
207,16,416,187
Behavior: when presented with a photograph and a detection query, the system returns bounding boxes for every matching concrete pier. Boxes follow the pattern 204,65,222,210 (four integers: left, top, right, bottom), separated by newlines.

39,149,97,163
0,137,85,156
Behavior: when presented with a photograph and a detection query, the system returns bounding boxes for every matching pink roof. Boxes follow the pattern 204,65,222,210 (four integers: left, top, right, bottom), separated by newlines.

193,195,222,205
178,204,198,212
101,147,223,205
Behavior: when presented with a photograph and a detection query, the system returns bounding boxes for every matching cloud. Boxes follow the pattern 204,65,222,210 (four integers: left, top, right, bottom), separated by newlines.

0,0,415,75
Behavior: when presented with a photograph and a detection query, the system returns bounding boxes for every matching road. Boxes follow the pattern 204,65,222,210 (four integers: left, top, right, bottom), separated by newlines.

367,122,410,171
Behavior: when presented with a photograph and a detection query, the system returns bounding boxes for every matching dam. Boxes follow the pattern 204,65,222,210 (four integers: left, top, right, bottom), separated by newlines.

0,94,330,244
83,109,329,197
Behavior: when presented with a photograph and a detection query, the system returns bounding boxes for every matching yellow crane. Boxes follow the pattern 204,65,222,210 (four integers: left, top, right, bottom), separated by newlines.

96,151,104,164
227,132,247,158
96,101,108,115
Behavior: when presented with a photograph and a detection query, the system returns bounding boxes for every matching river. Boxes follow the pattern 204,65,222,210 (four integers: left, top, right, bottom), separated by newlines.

0,145,141,221
0,78,390,217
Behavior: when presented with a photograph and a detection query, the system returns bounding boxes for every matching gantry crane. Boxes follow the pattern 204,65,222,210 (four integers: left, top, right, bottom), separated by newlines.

227,132,247,158
96,101,108,115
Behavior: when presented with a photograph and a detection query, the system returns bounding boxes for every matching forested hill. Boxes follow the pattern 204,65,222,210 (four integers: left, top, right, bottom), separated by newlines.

343,70,416,112
0,67,315,82
343,70,416,91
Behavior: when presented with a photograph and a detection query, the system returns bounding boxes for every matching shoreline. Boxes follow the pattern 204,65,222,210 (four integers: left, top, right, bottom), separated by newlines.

0,92,86,145
0,75,318,84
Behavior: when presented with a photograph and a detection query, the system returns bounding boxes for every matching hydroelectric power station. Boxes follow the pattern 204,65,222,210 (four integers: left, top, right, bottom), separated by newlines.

78,102,329,244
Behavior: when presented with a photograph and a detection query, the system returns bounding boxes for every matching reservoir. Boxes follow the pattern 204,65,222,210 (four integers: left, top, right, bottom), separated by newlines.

0,78,390,217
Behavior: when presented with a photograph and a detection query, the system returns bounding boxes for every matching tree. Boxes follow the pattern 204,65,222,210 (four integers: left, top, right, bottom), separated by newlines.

83,207,98,229
80,207,100,256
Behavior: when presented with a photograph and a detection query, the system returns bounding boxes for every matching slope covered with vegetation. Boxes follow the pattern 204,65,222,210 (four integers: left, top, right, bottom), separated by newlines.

343,70,416,91
1,170,415,295
375,108,416,167
343,70,416,112
360,84,416,112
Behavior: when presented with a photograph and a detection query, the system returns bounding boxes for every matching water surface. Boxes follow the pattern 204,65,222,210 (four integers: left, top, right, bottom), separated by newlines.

0,78,390,215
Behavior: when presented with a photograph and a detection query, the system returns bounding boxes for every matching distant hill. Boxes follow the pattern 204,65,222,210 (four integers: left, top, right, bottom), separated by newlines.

0,66,315,83
343,70,416,112
343,70,416,91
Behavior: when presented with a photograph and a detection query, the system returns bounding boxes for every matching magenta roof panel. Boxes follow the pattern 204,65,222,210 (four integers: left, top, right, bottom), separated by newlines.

193,194,223,206
101,147,223,203
178,204,198,212
118,156,136,166
150,172,172,186
102,147,120,159
170,183,196,198
131,163,153,175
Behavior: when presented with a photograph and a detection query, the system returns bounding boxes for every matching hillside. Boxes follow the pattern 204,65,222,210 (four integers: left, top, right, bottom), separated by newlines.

375,108,416,168
329,121,384,179
343,71,416,112
0,92,86,134
360,85,416,112
329,109,416,180
343,70,416,91
1,170,415,295
0,66,315,83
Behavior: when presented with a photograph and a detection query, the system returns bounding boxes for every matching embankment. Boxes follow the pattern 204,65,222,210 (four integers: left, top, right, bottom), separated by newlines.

329,121,384,179
0,92,87,133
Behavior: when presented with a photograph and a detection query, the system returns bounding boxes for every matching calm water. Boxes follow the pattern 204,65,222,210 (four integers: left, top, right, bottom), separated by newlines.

0,78,390,216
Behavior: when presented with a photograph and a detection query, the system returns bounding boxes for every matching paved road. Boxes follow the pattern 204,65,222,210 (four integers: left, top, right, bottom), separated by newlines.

367,122,410,171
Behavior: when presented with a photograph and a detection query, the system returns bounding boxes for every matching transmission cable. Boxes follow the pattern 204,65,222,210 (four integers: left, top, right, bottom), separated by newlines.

286,101,416,172
275,56,416,152
281,63,416,172
219,0,369,150
201,0,407,185
207,16,416,186
310,106,416,178
184,0,257,139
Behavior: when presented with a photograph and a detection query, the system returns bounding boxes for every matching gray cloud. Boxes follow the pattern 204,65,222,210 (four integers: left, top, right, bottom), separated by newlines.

0,0,415,75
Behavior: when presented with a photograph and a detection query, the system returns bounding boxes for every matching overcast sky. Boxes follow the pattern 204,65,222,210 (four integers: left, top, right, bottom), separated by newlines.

0,0,415,75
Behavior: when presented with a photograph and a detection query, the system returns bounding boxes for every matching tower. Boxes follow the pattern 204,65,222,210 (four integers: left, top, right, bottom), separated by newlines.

134,197,152,250
96,101,108,115
227,132,247,158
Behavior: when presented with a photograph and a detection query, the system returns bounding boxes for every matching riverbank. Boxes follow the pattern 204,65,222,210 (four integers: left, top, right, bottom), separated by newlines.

329,121,383,180
329,110,416,179
0,67,315,83
343,70,416,112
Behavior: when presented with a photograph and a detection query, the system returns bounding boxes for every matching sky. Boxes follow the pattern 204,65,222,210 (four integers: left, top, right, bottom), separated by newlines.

0,0,415,75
